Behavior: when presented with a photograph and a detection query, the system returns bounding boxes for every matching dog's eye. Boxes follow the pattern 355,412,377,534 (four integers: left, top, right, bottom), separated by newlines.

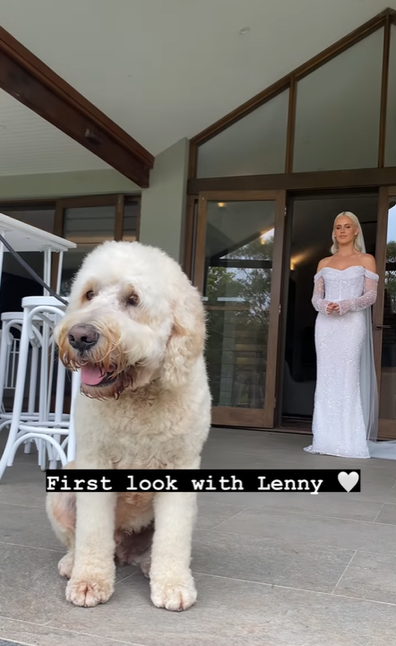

85,290,95,301
127,293,139,306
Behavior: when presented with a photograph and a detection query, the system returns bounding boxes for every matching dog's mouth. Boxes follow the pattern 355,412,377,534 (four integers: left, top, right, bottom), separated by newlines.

80,363,118,388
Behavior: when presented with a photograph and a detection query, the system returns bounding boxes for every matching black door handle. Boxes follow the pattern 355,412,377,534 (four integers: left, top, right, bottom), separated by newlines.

375,324,392,329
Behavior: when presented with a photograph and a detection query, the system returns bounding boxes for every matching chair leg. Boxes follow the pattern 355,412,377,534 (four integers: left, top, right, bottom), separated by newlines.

0,316,30,481
0,322,11,419
67,370,80,463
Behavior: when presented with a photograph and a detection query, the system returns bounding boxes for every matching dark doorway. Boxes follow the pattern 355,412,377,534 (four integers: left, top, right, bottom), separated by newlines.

280,191,378,428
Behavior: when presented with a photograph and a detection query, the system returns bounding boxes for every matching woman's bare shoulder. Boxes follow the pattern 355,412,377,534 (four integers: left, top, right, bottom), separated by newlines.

360,253,377,273
316,257,332,272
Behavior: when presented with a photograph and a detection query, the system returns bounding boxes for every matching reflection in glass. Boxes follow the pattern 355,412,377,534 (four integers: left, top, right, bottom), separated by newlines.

385,25,396,167
123,201,140,241
1,208,56,281
197,90,289,178
64,206,115,245
293,29,383,172
2,208,55,233
0,208,56,316
61,206,115,295
203,201,275,408
379,201,396,419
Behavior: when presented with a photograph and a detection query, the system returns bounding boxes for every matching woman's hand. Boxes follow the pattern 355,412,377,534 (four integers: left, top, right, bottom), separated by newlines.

326,302,340,314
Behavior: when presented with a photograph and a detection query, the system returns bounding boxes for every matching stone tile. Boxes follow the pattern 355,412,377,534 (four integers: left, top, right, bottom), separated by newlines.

0,503,61,551
259,493,383,521
0,541,138,626
191,529,354,592
0,617,141,646
114,565,140,585
346,489,396,504
360,469,396,484
198,483,396,506
50,573,396,646
0,544,71,624
375,503,396,525
334,551,396,603
2,426,396,646
359,480,396,499
0,452,48,507
196,501,246,530
0,473,46,508
217,492,381,522
202,428,396,475
212,508,396,554
0,454,45,480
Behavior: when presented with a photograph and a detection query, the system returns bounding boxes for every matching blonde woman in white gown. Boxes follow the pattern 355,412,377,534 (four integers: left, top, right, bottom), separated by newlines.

304,211,395,459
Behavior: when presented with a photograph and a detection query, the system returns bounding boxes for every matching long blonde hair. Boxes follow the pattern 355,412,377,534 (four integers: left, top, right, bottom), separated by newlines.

330,211,363,255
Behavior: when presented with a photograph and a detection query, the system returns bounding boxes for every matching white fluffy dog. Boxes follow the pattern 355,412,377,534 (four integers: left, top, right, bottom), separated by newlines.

46,241,211,611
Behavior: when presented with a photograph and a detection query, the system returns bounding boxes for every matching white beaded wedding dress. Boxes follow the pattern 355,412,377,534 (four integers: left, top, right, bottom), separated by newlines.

304,263,396,460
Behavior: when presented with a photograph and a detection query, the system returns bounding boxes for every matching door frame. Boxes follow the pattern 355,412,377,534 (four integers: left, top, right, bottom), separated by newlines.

374,185,396,439
193,189,286,428
277,188,381,430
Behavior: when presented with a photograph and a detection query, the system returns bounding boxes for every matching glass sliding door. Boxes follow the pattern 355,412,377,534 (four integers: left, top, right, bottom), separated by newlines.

193,191,286,428
374,187,396,439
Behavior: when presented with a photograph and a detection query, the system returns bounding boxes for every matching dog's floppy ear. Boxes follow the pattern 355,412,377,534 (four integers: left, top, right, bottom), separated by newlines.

161,282,206,389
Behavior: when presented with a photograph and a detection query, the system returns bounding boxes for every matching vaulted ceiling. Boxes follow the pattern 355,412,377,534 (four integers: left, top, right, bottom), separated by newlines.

0,90,110,176
0,0,395,176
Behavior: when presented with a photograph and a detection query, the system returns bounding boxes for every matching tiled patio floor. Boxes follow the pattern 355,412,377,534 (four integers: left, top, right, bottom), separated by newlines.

0,428,395,646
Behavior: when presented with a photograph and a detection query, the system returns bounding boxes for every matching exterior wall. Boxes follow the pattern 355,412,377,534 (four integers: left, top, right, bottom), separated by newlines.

139,138,189,263
0,139,190,265
0,169,139,199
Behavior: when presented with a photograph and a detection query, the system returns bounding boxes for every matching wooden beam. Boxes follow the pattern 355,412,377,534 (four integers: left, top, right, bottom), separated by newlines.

114,194,125,241
285,76,297,173
378,14,391,167
0,26,154,188
188,166,396,194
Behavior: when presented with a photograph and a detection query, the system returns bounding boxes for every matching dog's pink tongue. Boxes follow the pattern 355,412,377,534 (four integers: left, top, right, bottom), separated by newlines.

81,365,105,386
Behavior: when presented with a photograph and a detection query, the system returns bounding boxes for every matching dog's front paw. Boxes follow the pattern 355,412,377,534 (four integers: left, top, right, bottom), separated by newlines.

58,551,74,579
66,575,114,607
150,573,197,611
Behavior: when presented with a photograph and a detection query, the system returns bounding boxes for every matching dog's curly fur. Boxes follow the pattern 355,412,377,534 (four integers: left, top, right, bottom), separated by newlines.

46,241,211,611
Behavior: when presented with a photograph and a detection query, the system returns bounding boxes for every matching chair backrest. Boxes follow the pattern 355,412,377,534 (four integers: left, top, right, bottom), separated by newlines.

23,303,69,422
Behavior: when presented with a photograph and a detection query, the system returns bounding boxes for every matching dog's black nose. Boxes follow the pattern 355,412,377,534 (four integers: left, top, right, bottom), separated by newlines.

68,324,99,352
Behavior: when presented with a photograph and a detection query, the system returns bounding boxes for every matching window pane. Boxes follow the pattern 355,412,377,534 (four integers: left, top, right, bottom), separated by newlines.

385,25,396,167
64,206,115,244
1,208,55,233
203,200,275,409
0,205,55,292
60,250,93,296
62,205,115,295
123,201,139,241
293,29,383,172
197,90,289,178
379,199,396,419
0,208,56,304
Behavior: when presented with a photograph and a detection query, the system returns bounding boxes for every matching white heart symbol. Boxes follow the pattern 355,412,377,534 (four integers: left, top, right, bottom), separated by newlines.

338,471,359,492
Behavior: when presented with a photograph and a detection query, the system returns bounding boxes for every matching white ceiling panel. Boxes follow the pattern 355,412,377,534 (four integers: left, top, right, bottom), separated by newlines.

0,91,110,176
0,0,394,169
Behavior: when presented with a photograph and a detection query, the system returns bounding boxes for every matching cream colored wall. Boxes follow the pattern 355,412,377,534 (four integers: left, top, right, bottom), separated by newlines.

139,138,189,263
0,169,139,199
0,139,189,264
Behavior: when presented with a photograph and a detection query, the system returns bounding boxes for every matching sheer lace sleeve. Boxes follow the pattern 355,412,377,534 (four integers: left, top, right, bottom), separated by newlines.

338,269,379,316
311,272,330,314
